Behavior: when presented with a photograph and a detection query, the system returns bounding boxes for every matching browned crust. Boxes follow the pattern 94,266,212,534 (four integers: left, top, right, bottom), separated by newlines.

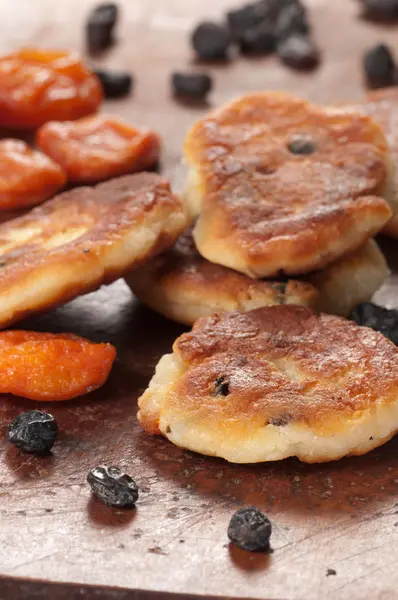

185,92,392,277
167,306,398,429
0,173,187,327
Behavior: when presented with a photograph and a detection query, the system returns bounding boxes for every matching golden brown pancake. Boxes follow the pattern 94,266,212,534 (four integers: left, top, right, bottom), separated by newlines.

126,231,388,324
184,91,393,278
138,306,398,463
0,173,188,328
346,87,398,238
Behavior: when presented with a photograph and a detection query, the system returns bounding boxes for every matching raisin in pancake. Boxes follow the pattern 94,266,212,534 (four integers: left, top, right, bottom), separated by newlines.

138,306,398,463
0,173,188,328
346,87,398,238
184,91,393,278
126,232,388,324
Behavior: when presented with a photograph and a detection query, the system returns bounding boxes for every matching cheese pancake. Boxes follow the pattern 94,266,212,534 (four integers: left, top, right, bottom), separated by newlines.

126,232,388,324
0,173,188,328
346,87,398,237
184,92,392,278
138,306,398,463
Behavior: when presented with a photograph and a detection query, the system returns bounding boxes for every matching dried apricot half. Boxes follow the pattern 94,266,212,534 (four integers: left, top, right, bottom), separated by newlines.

0,331,116,401
0,139,66,210
0,48,103,130
37,114,161,183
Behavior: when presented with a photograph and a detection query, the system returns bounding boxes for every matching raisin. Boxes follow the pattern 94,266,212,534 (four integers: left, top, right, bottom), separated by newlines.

212,376,230,397
326,569,337,576
171,72,212,100
227,0,297,36
275,2,310,41
0,49,103,130
87,465,139,508
8,410,58,453
238,22,276,54
350,303,398,345
361,0,398,21
363,44,396,89
277,34,320,70
86,3,118,53
93,68,133,98
191,22,232,61
287,134,315,155
228,507,272,552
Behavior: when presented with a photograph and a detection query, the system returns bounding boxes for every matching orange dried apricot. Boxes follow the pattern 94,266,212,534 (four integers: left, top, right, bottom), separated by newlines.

0,139,66,210
37,114,161,183
0,331,116,401
0,48,103,130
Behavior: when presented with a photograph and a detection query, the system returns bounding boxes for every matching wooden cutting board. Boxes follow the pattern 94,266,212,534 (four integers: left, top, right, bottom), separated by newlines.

1,1,398,599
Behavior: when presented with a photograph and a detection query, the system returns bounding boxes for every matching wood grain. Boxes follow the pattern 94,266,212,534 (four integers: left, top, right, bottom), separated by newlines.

1,1,398,599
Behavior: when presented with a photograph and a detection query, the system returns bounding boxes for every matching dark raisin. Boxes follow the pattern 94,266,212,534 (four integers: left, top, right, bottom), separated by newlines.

363,44,395,89
238,22,276,54
171,72,212,100
191,22,232,61
350,303,398,345
275,2,309,41
87,465,139,508
86,3,118,53
212,376,230,397
228,507,272,552
277,34,320,69
287,134,315,155
8,410,58,453
361,0,398,21
326,569,337,576
93,68,133,99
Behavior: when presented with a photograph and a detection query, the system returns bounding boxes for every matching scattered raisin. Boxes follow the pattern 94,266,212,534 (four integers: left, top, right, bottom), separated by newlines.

212,376,230,397
360,0,398,21
350,303,398,345
171,72,212,100
8,410,58,453
228,507,272,552
93,68,133,98
287,134,315,155
191,22,232,61
277,34,320,69
87,465,139,508
86,3,118,53
363,44,396,89
326,568,337,576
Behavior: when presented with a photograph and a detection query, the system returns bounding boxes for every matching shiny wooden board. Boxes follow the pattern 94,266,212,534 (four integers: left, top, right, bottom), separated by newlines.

1,0,398,599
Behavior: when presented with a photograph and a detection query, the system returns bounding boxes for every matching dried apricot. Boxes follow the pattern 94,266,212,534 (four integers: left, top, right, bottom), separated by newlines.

37,114,161,183
0,49,103,130
0,331,116,401
0,139,66,210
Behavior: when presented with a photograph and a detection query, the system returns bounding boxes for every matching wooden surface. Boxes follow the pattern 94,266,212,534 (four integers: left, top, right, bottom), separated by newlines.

1,1,398,599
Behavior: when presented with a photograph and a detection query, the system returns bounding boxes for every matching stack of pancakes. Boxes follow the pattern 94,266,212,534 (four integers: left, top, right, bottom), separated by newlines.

127,90,398,324
134,90,398,464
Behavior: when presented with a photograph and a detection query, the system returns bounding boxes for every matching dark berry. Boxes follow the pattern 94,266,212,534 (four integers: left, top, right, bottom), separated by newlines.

287,134,315,155
275,2,310,41
191,22,232,61
350,303,398,345
227,0,297,38
87,465,139,508
171,72,212,100
361,0,398,21
277,34,320,70
212,376,230,397
363,44,395,89
8,410,58,453
86,3,118,53
93,68,133,98
238,22,276,54
228,507,272,552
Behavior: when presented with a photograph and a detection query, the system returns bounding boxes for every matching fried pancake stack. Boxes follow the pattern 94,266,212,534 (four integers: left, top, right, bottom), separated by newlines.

128,91,393,322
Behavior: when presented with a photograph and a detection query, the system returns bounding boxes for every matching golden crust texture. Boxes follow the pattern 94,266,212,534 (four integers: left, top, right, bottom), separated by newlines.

345,87,398,238
126,231,388,324
0,172,188,328
138,306,398,463
184,91,392,278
